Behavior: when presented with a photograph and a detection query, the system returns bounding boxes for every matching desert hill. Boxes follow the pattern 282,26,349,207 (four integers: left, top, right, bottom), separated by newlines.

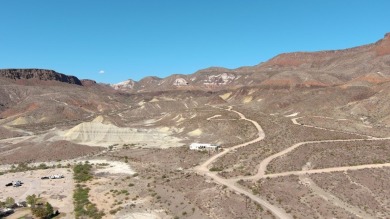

0,34,390,130
112,33,390,92
0,33,390,149
2,33,390,219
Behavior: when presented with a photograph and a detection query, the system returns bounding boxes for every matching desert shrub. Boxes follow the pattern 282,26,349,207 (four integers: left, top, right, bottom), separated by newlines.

5,197,15,208
31,202,54,219
73,185,105,219
38,163,48,169
26,194,38,208
10,162,32,172
209,166,224,172
73,163,93,182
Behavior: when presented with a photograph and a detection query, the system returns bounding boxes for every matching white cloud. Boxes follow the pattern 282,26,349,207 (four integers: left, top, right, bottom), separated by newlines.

99,70,105,74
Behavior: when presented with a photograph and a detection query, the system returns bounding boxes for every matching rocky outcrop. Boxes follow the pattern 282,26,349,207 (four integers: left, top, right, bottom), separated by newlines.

81,79,97,87
203,73,236,85
111,79,136,90
173,78,189,86
0,69,82,85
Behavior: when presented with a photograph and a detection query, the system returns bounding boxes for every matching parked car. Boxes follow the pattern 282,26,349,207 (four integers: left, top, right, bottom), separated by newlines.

13,181,21,187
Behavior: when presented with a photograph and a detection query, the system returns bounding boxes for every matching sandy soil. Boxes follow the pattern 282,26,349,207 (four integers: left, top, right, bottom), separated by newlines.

0,168,74,218
116,211,168,219
87,159,136,175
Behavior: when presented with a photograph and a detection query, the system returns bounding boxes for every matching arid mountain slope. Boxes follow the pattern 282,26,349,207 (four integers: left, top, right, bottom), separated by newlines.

1,33,390,132
2,34,390,219
0,78,126,131
112,33,390,92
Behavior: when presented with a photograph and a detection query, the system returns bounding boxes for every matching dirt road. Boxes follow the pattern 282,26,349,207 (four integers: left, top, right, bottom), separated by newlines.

194,106,292,219
242,137,390,181
299,175,375,219
195,106,390,219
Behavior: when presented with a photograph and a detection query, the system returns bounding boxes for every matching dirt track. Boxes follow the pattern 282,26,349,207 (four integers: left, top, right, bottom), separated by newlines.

194,106,291,219
195,106,390,219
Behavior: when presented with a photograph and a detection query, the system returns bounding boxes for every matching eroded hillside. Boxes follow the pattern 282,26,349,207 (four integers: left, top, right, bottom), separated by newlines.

1,34,390,219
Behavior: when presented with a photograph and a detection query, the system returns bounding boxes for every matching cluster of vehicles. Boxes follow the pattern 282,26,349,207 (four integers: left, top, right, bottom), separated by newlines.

4,174,65,187
5,180,23,187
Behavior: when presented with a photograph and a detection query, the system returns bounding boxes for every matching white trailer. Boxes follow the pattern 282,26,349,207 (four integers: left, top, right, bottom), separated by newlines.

189,143,220,150
49,175,64,179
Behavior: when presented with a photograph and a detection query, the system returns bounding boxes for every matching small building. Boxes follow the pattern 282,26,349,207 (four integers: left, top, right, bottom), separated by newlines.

189,143,220,150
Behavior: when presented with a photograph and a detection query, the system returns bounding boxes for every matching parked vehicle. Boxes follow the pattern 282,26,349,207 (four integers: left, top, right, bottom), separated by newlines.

13,181,21,187
49,174,64,179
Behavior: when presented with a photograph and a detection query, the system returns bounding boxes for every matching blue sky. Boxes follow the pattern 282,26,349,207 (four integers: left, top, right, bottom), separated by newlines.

1,1,389,84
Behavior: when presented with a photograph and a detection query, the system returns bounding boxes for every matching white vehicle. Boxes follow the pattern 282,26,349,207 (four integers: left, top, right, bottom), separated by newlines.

49,174,64,179
189,143,220,150
12,180,22,187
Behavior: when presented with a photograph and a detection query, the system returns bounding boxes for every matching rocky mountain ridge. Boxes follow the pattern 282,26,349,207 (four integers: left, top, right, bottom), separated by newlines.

112,33,390,92
0,69,83,86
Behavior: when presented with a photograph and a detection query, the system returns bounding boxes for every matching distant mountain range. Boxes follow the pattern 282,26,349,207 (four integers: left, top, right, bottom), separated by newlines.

1,33,389,93
110,33,390,92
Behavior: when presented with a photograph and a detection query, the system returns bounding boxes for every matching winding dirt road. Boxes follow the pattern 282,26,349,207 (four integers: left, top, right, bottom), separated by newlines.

194,106,291,219
195,106,390,219
240,137,390,181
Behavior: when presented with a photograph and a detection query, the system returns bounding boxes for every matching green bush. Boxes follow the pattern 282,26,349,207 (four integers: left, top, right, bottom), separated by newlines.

209,167,224,172
73,163,93,182
5,197,15,208
73,185,105,219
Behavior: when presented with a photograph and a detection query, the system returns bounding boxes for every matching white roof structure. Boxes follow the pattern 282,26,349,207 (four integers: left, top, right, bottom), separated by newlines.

189,143,220,150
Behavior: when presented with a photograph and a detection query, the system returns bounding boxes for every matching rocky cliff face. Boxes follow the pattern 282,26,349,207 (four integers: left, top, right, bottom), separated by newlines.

0,69,83,85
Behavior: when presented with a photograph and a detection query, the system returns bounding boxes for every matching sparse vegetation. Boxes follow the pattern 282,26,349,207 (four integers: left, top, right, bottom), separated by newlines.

210,166,224,172
73,184,105,219
7,162,54,173
5,197,15,208
31,202,55,219
73,162,93,182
